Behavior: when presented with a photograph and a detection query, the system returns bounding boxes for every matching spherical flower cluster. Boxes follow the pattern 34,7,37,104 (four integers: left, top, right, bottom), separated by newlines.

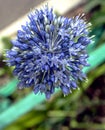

6,5,91,99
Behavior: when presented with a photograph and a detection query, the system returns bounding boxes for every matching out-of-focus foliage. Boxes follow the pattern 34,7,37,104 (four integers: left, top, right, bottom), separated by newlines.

85,0,105,27
0,37,13,77
4,64,105,130
85,0,105,47
0,0,105,130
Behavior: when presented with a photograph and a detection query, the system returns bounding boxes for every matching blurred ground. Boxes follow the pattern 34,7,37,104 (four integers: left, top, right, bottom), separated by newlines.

0,0,43,30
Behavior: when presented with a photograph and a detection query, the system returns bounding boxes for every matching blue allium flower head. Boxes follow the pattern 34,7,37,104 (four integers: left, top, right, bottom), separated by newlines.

6,5,92,99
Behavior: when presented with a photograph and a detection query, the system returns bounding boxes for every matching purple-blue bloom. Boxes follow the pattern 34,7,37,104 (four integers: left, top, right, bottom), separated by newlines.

6,5,91,99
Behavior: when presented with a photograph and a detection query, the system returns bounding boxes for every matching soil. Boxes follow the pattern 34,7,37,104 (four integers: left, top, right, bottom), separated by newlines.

77,75,105,124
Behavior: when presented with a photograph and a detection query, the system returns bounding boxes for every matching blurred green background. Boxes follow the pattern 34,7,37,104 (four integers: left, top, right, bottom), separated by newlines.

0,0,105,130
